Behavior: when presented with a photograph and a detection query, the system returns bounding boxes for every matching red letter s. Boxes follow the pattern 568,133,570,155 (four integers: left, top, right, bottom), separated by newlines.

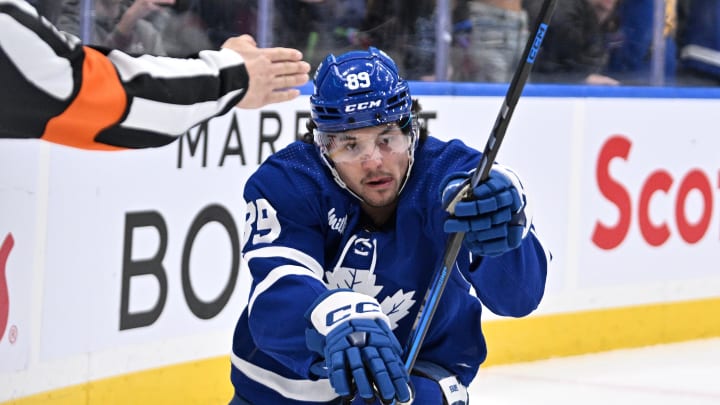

592,136,633,250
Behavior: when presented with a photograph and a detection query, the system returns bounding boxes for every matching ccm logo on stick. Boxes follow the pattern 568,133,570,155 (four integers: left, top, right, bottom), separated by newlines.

527,23,547,63
592,135,718,250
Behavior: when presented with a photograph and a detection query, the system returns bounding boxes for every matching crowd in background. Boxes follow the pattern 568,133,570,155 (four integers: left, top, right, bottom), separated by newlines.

26,0,720,86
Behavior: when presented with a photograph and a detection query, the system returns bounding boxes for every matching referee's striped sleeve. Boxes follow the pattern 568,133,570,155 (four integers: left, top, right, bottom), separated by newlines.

0,0,249,150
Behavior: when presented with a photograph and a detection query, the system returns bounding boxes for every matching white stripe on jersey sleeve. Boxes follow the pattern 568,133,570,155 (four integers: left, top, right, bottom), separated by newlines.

230,353,337,401
121,90,244,134
244,246,325,279
0,14,73,99
107,48,244,81
247,264,324,315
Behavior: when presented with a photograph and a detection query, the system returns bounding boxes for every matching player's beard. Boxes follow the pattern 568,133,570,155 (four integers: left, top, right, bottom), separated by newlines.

362,192,398,209
358,189,399,227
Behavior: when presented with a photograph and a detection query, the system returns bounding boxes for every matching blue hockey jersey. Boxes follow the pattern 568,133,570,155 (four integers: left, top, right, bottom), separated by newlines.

230,136,549,404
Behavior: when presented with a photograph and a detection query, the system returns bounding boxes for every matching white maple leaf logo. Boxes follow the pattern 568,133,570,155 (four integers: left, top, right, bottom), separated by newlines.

380,290,416,330
325,267,383,297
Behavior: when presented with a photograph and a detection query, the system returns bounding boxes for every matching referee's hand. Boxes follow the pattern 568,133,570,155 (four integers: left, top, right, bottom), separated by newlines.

222,35,311,109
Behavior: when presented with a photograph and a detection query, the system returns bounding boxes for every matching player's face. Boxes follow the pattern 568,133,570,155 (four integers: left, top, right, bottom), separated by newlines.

330,124,411,209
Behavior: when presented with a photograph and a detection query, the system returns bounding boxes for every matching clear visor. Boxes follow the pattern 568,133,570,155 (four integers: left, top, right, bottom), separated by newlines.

318,123,411,164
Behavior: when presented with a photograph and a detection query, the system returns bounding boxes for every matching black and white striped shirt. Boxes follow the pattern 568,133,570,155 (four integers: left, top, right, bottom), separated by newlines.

0,0,250,150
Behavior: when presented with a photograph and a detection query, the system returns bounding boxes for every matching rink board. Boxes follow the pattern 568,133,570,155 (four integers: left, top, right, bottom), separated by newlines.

2,83,720,404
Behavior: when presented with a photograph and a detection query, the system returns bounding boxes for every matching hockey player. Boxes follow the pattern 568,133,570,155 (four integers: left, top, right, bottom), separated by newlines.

230,47,549,404
0,0,309,150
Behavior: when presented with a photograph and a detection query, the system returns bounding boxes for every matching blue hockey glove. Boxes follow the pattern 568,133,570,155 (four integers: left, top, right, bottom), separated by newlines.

305,289,413,404
441,163,532,257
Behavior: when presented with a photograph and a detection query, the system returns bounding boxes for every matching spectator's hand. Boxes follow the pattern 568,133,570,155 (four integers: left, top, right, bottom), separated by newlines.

116,0,175,35
222,35,310,109
441,164,531,257
305,289,413,403
585,73,620,86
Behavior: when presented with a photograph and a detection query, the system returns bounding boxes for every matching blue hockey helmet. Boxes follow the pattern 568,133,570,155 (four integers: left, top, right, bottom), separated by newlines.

310,48,418,200
310,47,412,133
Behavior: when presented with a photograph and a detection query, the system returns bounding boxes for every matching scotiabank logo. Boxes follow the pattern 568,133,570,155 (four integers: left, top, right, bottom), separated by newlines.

1,233,14,342
592,135,718,250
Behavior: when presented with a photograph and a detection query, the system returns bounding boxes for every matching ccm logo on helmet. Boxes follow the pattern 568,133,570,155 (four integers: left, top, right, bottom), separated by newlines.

345,100,382,112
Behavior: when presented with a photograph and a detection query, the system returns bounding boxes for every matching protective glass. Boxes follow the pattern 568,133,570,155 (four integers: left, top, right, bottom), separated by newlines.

319,123,411,164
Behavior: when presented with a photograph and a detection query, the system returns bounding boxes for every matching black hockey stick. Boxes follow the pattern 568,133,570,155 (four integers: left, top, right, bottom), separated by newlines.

401,0,558,378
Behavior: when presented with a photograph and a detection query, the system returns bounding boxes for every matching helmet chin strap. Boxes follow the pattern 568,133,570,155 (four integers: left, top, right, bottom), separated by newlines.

397,118,419,196
319,151,366,203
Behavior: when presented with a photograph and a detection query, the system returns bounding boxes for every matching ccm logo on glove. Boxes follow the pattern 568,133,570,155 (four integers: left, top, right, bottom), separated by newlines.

308,290,389,335
326,301,382,327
